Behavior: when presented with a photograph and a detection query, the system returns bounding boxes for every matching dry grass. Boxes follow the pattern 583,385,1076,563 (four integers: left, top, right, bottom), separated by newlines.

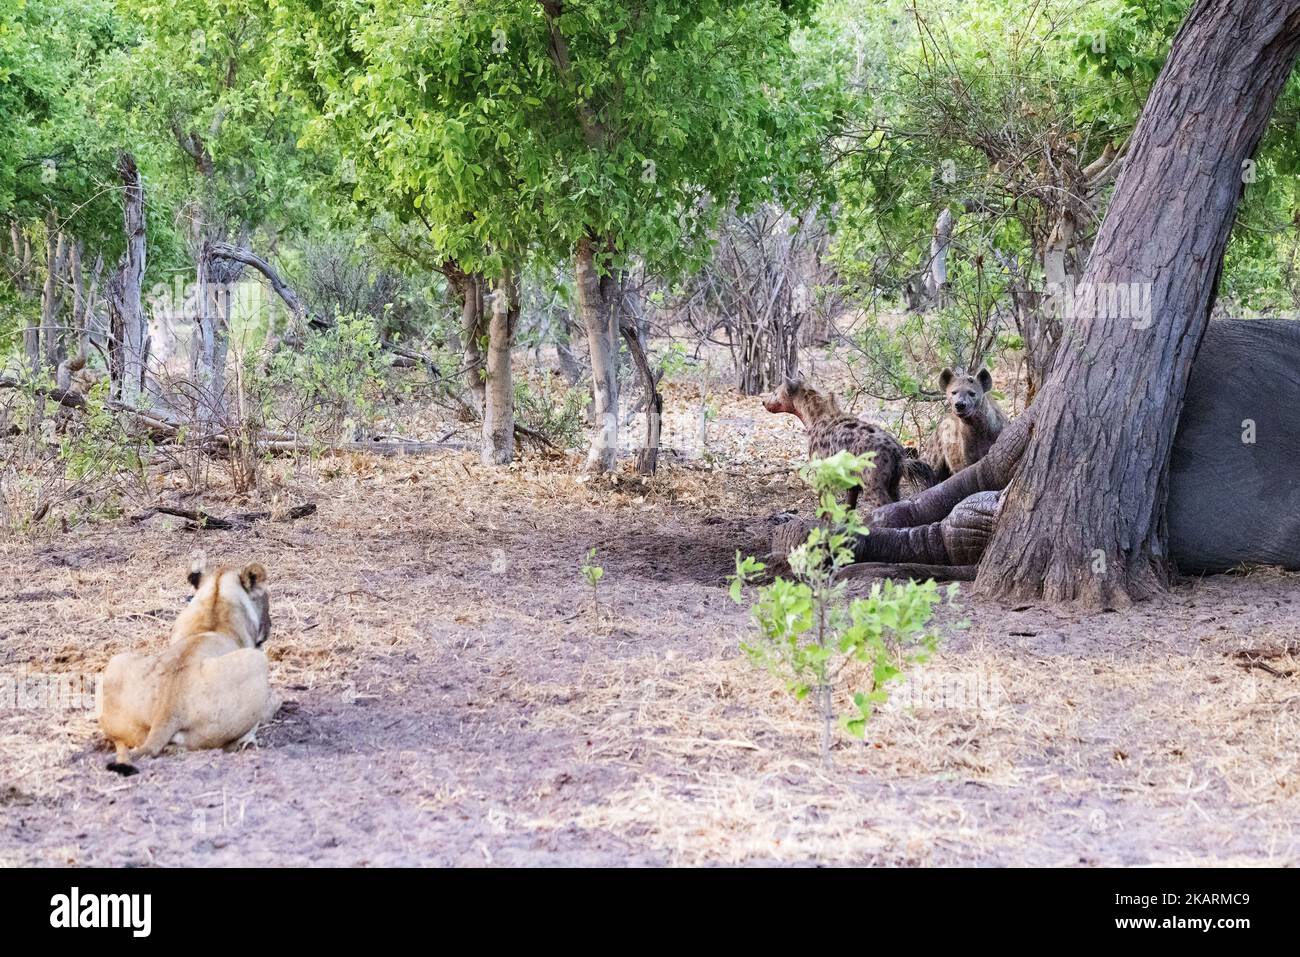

1,376,1299,865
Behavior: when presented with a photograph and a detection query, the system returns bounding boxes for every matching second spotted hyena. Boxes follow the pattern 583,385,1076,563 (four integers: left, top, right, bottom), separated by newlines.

764,376,935,511
924,367,1008,483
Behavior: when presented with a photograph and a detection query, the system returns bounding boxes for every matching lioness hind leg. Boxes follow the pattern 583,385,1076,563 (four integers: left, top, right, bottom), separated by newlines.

224,688,280,752
128,716,182,764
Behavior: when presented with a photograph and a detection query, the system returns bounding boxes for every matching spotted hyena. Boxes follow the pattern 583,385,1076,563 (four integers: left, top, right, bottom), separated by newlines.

924,367,1008,483
764,376,935,511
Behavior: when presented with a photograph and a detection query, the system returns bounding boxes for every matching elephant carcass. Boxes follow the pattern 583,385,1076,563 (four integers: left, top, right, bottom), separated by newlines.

838,320,1300,575
1167,319,1300,572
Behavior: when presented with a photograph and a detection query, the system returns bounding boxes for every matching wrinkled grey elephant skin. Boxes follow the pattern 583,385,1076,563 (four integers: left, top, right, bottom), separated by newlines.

1168,320,1300,572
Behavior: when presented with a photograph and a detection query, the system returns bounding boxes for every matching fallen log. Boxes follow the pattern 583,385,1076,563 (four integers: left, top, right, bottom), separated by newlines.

0,374,87,410
6,369,522,460
254,436,469,456
132,502,317,530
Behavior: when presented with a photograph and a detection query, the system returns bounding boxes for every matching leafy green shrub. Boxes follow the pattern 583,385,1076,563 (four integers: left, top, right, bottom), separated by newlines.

513,371,586,450
2,376,148,534
730,450,954,763
58,378,148,490
654,341,691,382
265,312,388,442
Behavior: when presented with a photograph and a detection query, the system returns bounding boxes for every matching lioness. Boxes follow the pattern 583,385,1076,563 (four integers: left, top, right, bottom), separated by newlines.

100,560,278,775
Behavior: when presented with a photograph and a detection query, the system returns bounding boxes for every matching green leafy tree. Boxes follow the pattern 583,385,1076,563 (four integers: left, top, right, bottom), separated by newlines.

271,0,836,469
0,0,133,370
95,0,318,415
827,0,1300,414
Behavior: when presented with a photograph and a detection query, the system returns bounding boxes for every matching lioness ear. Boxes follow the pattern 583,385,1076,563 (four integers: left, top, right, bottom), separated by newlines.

977,368,993,392
240,563,267,592
939,368,954,390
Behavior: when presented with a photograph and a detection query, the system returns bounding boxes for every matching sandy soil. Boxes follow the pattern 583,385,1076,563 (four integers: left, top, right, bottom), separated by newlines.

2,382,1299,867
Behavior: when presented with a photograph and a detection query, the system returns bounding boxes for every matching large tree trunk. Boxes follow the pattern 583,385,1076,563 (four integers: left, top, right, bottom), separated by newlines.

107,154,148,406
481,271,519,466
975,0,1300,607
575,237,621,473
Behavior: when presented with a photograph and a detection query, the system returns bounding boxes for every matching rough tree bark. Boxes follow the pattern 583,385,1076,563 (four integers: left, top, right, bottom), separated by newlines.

448,265,487,414
576,236,621,473
975,0,1300,607
619,297,662,475
106,154,148,406
481,271,520,466
40,209,68,371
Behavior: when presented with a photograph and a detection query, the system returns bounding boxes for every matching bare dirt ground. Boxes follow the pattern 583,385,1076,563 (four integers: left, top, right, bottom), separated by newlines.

2,380,1299,866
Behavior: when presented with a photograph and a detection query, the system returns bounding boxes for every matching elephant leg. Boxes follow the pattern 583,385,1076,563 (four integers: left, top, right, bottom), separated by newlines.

837,562,978,582
853,491,1002,567
872,409,1035,529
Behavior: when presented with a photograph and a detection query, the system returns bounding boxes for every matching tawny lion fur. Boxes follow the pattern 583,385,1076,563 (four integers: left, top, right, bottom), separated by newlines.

99,560,277,775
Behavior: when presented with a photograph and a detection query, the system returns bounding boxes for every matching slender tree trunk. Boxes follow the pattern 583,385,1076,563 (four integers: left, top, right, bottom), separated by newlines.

192,230,246,423
555,309,584,387
576,237,621,473
9,220,39,376
82,251,104,356
481,270,519,465
452,268,487,414
40,210,68,371
68,240,89,361
976,0,1300,607
923,207,954,309
620,301,662,475
107,154,148,406
193,246,223,420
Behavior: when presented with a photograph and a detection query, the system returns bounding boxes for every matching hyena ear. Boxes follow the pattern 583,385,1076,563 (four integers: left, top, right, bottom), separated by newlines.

187,551,206,589
240,563,268,592
939,368,955,390
784,372,804,392
977,368,993,392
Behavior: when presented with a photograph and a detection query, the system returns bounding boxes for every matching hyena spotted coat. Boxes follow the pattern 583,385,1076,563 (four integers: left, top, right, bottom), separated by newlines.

764,376,935,510
924,367,1009,483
